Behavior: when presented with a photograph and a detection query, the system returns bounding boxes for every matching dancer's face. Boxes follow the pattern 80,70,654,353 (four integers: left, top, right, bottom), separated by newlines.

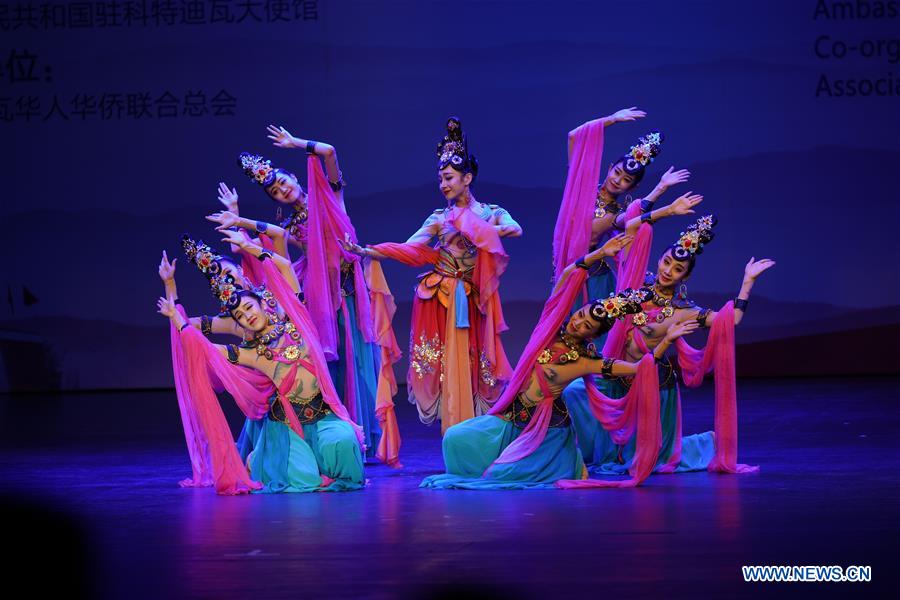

565,304,604,339
266,170,305,205
601,161,637,196
656,249,690,288
231,295,268,333
438,165,472,202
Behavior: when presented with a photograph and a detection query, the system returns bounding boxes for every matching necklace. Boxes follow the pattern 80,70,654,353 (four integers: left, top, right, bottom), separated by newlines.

249,318,304,359
594,189,623,219
537,329,597,364
648,284,675,322
283,206,309,239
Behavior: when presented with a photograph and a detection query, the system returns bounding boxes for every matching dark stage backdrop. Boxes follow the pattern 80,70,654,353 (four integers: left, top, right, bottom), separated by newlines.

2,0,898,391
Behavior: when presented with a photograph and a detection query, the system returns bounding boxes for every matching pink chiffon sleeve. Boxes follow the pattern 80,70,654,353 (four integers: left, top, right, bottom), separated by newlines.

552,119,605,282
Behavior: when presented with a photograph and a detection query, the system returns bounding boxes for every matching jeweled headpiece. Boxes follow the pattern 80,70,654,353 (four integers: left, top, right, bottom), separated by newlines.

238,151,275,187
436,117,478,177
671,214,717,261
182,235,245,312
589,287,652,322
623,130,664,174
182,235,224,277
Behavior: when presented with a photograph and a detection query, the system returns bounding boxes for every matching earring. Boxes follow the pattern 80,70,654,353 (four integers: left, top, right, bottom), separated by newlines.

678,283,688,300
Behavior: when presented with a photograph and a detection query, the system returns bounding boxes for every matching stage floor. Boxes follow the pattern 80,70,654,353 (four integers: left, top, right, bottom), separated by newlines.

1,376,897,599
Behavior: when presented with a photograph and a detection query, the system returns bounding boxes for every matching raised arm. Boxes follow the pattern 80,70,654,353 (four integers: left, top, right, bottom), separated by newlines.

268,124,345,208
553,232,633,293
221,229,301,294
158,251,244,337
159,297,257,367
568,106,646,162
206,210,290,260
622,192,704,236
590,319,699,376
158,250,179,301
216,182,246,254
702,257,776,327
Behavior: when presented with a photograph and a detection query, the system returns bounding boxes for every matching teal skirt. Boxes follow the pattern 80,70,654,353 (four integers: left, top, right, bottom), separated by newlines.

562,377,716,474
420,415,585,490
236,412,365,493
328,294,381,459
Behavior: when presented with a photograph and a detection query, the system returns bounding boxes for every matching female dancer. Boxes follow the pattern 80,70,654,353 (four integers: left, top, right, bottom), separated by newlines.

419,234,699,489
159,233,365,495
553,107,699,342
343,117,521,433
208,126,401,467
563,214,775,475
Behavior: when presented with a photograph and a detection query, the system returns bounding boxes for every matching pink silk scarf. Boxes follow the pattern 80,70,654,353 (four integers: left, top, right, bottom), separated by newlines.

552,119,605,282
168,263,366,495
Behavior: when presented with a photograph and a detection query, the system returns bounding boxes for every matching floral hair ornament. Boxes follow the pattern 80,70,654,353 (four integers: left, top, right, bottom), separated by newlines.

671,214,717,261
182,234,249,312
589,287,652,322
624,130,664,172
238,151,275,187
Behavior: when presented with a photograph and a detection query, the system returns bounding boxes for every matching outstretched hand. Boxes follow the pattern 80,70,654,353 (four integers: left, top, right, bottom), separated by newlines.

668,192,704,217
206,210,239,231
158,250,176,282
609,107,646,124
220,228,248,249
157,296,176,318
267,124,300,149
665,319,699,342
598,233,633,258
744,257,776,281
217,182,239,213
341,232,367,256
659,166,691,190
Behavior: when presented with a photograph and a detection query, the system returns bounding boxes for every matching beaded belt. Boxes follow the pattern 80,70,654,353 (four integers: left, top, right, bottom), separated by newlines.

504,394,571,429
340,261,356,298
431,264,475,282
269,392,331,426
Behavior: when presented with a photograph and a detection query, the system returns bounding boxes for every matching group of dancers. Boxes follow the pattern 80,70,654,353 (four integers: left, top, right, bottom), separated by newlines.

157,107,774,494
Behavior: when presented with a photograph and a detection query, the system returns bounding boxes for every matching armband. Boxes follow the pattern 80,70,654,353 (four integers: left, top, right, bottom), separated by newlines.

696,308,712,328
600,357,617,377
226,344,240,364
200,315,213,337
